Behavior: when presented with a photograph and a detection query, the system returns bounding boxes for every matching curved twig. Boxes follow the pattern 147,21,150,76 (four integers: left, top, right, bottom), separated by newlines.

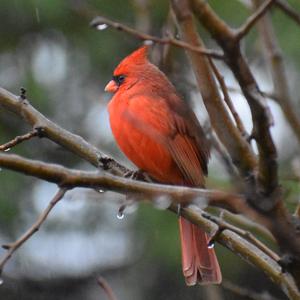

0,188,67,276
90,16,224,59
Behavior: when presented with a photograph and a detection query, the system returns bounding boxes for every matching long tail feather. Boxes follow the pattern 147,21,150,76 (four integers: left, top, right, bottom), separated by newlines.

179,217,222,285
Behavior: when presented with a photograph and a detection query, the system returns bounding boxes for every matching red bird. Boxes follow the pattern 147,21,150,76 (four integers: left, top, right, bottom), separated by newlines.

105,46,221,285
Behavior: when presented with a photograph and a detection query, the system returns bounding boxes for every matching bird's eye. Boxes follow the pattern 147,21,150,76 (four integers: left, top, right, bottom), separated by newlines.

113,75,126,86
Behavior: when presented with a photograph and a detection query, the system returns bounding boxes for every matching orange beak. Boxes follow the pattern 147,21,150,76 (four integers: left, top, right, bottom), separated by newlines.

104,80,118,93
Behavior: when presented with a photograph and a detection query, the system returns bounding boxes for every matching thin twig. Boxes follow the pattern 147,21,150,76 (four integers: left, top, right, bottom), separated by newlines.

90,16,224,59
222,210,275,242
253,0,300,144
236,0,275,40
0,129,39,151
0,188,67,276
190,0,278,208
222,279,282,300
274,0,300,26
176,205,300,300
209,60,248,137
97,276,118,300
226,86,278,101
202,212,280,261
170,0,257,181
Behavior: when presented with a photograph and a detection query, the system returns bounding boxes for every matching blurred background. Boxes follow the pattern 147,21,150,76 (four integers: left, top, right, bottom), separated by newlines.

0,0,300,299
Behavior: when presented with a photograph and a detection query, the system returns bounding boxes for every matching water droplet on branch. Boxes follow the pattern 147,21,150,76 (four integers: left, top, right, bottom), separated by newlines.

117,205,126,220
117,211,124,220
193,196,208,209
96,23,108,31
207,241,215,249
4,148,10,152
154,195,172,210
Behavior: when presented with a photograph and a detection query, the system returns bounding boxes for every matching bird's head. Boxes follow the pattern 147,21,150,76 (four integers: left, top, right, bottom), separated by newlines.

104,45,150,93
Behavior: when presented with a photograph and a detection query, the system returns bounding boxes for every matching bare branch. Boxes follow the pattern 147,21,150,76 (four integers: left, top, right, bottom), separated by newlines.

274,0,300,26
0,152,265,221
170,0,257,180
176,205,300,300
189,0,277,208
0,188,67,276
222,210,276,242
253,0,300,144
0,129,39,152
0,153,297,297
235,0,275,40
209,60,248,137
0,86,128,175
90,16,224,59
202,212,279,261
97,276,118,300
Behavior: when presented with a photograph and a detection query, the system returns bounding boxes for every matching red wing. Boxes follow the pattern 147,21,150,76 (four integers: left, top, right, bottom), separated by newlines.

127,94,209,186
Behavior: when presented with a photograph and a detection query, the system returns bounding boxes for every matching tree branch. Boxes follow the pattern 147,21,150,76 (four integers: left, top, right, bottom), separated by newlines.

235,0,275,40
274,0,300,26
252,0,300,145
0,86,128,175
190,0,278,199
0,188,67,277
170,0,257,181
90,16,224,59
175,205,300,300
0,129,39,152
0,85,299,297
209,60,248,137
0,152,264,220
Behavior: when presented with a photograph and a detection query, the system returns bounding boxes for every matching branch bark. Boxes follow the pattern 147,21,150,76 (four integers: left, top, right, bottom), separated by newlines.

90,16,224,59
190,0,278,199
253,0,300,145
170,0,257,181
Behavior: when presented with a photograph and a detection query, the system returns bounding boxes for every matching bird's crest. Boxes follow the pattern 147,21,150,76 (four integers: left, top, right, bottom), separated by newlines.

114,45,149,75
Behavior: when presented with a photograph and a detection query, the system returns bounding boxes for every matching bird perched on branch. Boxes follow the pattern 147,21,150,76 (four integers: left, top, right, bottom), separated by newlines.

105,45,221,285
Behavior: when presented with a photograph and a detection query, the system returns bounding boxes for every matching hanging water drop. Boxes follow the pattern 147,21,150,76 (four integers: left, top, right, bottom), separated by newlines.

96,23,108,31
192,196,208,209
154,195,171,210
4,148,10,152
144,40,153,46
0,277,3,285
207,241,215,249
117,211,124,220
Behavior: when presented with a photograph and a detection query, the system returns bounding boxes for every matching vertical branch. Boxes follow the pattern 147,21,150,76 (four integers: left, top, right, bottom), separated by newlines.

253,0,300,144
170,0,257,181
209,60,249,138
189,0,278,203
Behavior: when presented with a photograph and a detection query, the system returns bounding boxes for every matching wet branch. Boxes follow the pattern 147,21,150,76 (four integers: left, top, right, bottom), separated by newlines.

0,129,39,152
274,0,300,26
235,0,275,40
90,16,224,59
253,0,300,144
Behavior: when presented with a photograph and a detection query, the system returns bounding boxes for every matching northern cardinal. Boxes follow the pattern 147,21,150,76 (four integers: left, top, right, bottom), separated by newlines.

105,46,221,285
